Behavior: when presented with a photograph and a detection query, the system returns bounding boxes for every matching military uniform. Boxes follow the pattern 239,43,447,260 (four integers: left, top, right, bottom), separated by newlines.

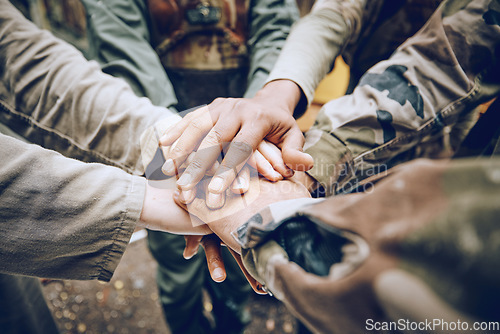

82,0,299,333
234,0,500,332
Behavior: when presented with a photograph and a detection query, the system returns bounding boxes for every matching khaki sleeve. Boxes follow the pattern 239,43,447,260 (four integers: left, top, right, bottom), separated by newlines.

81,0,178,108
0,1,178,175
0,133,145,281
243,0,300,98
265,0,368,113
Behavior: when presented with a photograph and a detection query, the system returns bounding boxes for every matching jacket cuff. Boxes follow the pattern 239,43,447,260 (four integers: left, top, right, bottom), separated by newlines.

139,114,182,175
97,175,146,281
303,129,353,196
232,197,324,249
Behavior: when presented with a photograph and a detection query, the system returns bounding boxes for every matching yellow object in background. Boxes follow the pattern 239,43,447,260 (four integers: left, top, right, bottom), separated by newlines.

297,57,350,131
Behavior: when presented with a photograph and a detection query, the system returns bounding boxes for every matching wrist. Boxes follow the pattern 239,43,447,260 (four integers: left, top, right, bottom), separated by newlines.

292,171,321,194
257,80,304,115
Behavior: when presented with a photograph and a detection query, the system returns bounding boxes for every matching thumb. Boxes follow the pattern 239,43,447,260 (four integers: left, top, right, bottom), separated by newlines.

280,127,314,171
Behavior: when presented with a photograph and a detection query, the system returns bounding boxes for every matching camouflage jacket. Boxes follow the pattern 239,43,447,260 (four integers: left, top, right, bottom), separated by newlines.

237,157,500,333
267,0,443,110
303,0,500,196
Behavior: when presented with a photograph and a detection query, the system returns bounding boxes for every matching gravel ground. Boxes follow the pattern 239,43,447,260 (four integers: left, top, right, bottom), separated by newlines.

42,232,300,334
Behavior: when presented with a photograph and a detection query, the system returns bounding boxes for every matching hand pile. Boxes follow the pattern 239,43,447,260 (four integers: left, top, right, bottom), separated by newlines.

141,100,313,293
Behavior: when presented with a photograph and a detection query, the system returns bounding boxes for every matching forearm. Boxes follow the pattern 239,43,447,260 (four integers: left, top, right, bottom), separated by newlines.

0,1,176,175
265,0,367,113
244,0,299,98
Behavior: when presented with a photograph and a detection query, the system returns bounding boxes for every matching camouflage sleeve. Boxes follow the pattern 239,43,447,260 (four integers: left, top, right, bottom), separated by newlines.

81,0,178,109
264,0,377,110
305,0,500,196
243,0,300,98
236,157,500,333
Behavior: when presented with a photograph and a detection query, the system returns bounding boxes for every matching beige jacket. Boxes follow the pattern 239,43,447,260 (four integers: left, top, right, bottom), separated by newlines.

0,0,177,281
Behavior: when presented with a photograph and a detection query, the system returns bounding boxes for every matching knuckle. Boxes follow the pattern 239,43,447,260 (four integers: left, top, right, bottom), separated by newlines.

188,157,205,171
231,140,253,155
213,97,226,104
206,128,224,145
189,119,205,132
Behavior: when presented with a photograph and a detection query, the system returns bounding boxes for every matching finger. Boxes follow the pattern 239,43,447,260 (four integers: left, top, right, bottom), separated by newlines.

257,140,294,178
163,110,214,175
173,189,188,210
183,152,220,176
201,235,226,283
206,160,220,176
179,152,196,169
253,150,283,182
183,235,203,259
230,166,250,194
205,188,226,209
227,248,267,295
177,187,197,205
207,126,265,195
176,122,238,191
159,109,199,146
279,125,314,171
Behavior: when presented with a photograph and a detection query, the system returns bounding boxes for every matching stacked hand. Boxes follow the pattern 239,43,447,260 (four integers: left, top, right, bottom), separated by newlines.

159,80,313,209
142,81,315,291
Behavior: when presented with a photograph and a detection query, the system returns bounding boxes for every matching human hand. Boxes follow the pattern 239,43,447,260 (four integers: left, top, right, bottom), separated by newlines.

174,173,312,253
184,234,267,294
138,179,210,235
160,80,314,206
139,180,235,285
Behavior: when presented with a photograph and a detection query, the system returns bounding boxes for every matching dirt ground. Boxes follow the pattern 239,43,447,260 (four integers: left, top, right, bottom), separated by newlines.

41,231,301,334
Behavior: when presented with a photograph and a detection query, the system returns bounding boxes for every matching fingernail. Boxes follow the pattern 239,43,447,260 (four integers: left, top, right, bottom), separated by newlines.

179,189,193,203
162,159,175,175
183,251,195,260
212,267,225,282
233,175,248,190
284,167,294,178
207,192,224,209
177,173,193,188
273,171,284,180
208,176,224,193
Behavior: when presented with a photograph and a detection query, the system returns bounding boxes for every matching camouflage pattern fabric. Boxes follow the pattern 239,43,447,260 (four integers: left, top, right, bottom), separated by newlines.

233,0,500,332
266,0,443,115
304,0,500,196
237,157,500,333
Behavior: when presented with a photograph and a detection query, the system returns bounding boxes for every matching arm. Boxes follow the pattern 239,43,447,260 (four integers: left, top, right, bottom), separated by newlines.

81,0,178,108
0,0,178,175
0,132,210,281
304,0,500,195
243,0,300,98
239,157,500,333
265,0,370,115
